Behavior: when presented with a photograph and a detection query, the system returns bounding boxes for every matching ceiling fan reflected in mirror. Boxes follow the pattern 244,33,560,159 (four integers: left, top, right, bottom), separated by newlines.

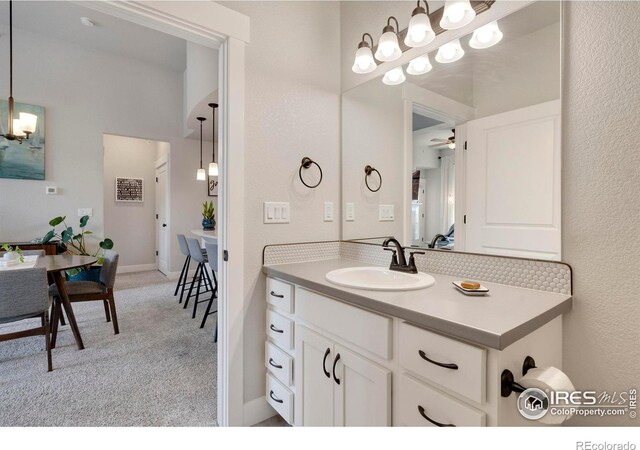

430,129,456,149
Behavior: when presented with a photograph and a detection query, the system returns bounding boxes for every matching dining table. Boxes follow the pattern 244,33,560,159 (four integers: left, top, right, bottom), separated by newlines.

37,255,97,350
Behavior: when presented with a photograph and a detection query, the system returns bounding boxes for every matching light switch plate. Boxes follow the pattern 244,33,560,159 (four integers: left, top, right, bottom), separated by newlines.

324,202,334,222
345,203,355,222
379,204,394,221
264,202,290,224
78,208,93,217
46,186,58,195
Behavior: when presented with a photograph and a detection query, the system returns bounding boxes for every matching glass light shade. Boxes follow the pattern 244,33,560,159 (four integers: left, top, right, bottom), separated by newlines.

12,119,26,137
196,168,206,181
208,162,219,176
375,31,402,62
18,112,37,134
404,12,436,48
440,0,476,30
435,39,465,63
352,46,377,74
382,67,406,86
469,21,503,49
448,142,456,150
406,55,433,75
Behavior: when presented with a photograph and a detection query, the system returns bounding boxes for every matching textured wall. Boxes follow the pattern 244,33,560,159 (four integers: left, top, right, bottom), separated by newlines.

562,1,640,426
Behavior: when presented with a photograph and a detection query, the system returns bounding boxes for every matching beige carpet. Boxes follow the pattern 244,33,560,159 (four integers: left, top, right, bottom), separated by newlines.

0,271,217,427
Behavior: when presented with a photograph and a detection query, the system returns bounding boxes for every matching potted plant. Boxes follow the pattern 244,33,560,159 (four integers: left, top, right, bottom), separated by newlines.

42,215,114,281
202,201,216,230
1,244,24,264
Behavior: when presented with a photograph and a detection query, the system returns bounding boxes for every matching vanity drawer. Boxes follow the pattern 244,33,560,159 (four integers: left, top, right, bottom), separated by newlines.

266,373,294,425
399,322,486,404
266,277,294,313
265,341,293,387
267,309,294,352
296,287,392,360
398,373,485,427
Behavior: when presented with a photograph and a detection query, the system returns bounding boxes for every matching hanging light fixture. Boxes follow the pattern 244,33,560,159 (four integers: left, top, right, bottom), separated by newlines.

196,116,206,181
0,0,37,144
469,20,503,49
406,55,432,75
404,1,435,48
374,16,402,62
435,38,465,63
440,0,476,30
208,103,218,176
351,33,377,74
382,66,406,86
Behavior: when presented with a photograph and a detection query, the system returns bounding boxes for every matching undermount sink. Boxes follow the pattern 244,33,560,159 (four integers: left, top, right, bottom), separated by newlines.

325,267,435,291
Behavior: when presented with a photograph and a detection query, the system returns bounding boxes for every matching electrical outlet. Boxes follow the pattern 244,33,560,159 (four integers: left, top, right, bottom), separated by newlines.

78,208,93,217
324,202,334,222
345,203,355,222
379,204,394,221
264,202,290,224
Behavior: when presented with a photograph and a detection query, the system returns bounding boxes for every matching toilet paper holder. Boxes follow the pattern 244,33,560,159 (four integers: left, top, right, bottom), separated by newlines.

501,356,537,397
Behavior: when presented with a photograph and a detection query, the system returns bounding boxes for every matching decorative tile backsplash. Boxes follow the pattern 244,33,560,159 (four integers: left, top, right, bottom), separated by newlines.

263,241,572,295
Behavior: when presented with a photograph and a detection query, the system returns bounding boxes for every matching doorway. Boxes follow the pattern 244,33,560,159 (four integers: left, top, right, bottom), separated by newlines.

155,154,169,275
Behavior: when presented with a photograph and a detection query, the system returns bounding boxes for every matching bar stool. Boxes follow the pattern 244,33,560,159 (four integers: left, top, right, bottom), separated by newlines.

184,238,213,314
200,242,218,341
175,235,192,303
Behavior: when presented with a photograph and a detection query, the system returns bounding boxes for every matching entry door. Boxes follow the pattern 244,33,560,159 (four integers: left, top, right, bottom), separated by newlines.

465,100,561,260
156,163,169,274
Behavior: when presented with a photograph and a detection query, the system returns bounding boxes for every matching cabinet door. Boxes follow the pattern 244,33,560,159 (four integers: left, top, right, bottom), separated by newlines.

333,344,391,426
295,326,335,426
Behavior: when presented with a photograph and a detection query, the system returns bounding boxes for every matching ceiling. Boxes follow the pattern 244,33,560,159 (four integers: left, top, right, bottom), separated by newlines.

0,1,187,72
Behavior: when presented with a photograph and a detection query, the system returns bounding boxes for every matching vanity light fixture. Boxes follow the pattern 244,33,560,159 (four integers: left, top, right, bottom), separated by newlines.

352,33,377,74
374,16,402,62
0,1,38,144
196,116,206,181
435,38,465,64
382,66,406,86
406,55,433,76
404,1,436,48
208,103,218,176
440,0,476,30
469,20,503,49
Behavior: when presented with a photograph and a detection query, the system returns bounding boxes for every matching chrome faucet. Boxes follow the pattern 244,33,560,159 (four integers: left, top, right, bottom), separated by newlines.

429,234,447,249
382,237,424,274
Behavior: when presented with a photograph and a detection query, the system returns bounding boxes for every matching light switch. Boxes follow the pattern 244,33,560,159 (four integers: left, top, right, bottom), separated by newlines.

46,186,58,195
324,202,334,222
78,208,93,217
264,202,290,224
379,204,394,222
345,203,355,222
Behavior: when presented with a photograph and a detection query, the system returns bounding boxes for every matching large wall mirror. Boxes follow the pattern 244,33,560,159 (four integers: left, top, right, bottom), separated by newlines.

341,1,562,260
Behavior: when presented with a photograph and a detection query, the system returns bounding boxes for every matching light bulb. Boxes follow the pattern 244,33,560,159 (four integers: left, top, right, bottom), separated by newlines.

208,162,219,176
352,46,377,74
440,0,476,30
380,41,394,57
405,10,435,48
375,28,402,62
382,67,406,86
448,142,455,150
196,168,206,181
411,27,426,42
469,21,503,49
435,39,464,63
406,55,432,76
447,4,465,24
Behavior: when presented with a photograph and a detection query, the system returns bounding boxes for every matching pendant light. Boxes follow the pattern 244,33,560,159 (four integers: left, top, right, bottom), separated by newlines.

208,103,218,176
382,66,406,86
435,38,464,63
440,0,476,30
404,1,435,48
351,33,377,74
374,16,402,62
406,55,432,75
196,116,206,181
0,0,37,144
469,20,503,49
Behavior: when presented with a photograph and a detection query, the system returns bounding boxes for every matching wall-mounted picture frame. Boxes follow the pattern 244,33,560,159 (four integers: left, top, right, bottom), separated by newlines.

208,175,218,197
115,177,144,202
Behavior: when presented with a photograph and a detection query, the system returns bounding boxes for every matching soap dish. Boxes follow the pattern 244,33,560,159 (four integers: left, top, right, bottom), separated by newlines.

452,281,489,296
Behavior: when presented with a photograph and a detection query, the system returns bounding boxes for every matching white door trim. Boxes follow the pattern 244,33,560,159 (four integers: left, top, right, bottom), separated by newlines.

85,1,249,427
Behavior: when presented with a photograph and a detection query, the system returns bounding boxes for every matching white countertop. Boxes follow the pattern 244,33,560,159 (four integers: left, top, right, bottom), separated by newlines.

263,258,572,350
191,229,217,241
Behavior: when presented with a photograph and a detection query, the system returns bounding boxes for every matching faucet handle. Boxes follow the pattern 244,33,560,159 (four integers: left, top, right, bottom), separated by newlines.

383,247,398,265
410,250,426,257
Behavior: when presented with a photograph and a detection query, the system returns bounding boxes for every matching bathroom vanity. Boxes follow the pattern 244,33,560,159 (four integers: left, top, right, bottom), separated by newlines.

262,242,572,427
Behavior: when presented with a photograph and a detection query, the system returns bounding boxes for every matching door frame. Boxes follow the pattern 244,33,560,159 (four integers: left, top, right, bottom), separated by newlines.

82,1,249,426
155,156,169,275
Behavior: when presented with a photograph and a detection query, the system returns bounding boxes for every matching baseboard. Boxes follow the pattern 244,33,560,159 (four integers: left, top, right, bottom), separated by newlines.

243,396,276,426
117,263,158,274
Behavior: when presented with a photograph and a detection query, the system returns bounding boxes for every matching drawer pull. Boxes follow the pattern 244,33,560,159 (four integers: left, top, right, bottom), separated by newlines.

269,390,284,404
268,358,283,369
418,405,455,427
269,324,284,334
332,353,341,385
322,348,331,378
270,291,284,298
418,350,459,370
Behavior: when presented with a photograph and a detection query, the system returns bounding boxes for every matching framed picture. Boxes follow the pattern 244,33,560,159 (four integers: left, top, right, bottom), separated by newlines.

208,175,218,197
115,177,144,202
0,100,46,180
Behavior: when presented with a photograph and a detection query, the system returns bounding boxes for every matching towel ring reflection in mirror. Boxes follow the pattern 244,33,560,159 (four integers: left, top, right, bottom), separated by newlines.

364,165,382,192
299,157,323,189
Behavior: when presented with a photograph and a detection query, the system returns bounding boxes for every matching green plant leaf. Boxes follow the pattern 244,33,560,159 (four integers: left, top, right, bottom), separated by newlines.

42,230,55,244
99,238,114,250
83,231,93,235
79,215,90,228
66,268,80,277
49,216,65,227
61,227,74,244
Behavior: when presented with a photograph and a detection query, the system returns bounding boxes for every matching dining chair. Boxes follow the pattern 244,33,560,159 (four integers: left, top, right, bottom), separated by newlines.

0,267,52,372
201,242,218,341
175,234,191,303
49,251,120,346
183,238,213,316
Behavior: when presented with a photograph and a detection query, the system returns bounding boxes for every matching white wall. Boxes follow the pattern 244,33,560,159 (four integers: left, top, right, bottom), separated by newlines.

219,1,342,406
0,25,211,273
562,1,640,426
423,167,442,240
